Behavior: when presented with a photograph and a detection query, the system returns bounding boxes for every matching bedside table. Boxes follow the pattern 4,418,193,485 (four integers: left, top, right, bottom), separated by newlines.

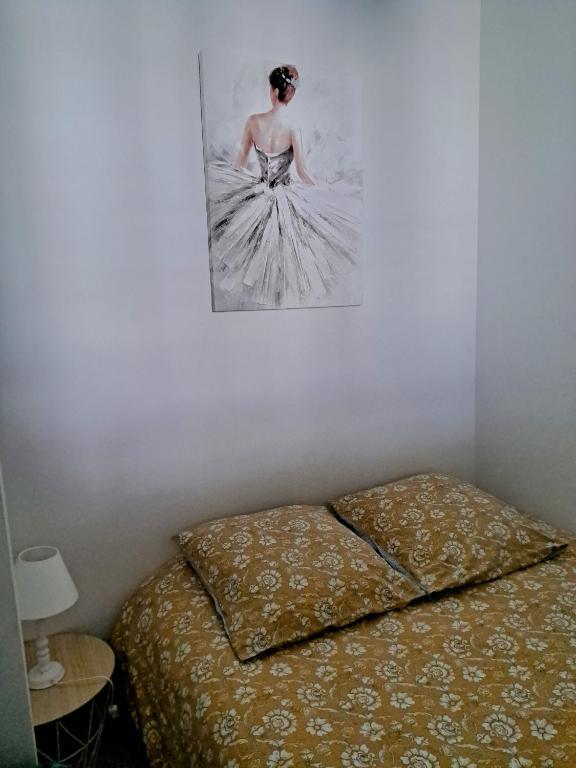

26,633,115,766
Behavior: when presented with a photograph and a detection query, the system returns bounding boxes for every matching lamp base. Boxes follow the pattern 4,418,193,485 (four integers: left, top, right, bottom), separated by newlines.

28,660,65,690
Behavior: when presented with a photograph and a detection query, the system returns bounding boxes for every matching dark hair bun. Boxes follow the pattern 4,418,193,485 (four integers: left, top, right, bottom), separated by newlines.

269,65,299,103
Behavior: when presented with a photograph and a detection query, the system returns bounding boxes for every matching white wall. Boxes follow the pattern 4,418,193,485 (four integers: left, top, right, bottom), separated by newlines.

477,0,576,529
0,0,480,637
0,467,36,765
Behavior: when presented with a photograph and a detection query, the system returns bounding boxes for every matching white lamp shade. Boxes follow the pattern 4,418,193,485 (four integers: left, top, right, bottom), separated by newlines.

14,546,78,621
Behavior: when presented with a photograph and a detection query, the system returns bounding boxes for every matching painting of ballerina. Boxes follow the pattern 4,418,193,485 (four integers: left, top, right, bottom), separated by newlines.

199,50,362,312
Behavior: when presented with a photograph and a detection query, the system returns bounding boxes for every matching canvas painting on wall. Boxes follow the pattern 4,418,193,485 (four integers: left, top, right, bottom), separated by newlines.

199,50,362,312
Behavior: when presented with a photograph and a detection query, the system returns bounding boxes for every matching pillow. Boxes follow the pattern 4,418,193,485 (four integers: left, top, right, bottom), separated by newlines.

177,504,423,660
331,473,567,594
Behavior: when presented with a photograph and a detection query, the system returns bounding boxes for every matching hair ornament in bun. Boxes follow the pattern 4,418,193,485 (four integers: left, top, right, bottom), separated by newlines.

281,65,299,88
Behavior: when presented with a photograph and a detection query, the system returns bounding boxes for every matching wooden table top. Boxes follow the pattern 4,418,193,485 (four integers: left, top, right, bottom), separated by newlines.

25,633,115,726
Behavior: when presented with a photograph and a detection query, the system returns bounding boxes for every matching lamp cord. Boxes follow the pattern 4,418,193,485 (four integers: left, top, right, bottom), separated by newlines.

55,674,114,691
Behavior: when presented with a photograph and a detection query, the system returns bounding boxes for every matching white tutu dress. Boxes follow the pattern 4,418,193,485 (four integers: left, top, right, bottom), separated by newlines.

206,144,361,310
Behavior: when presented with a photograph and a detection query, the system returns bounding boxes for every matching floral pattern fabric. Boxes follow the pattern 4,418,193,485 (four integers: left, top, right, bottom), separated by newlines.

331,474,566,594
176,505,423,660
111,536,576,768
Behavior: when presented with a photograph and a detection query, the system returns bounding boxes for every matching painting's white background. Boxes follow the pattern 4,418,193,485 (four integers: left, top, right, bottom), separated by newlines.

0,0,479,641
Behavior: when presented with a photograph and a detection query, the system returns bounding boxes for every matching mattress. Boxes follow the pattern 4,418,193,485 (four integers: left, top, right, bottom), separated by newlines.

111,542,576,768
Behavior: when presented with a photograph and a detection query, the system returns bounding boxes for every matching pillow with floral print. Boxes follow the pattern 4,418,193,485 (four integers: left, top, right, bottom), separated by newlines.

177,504,423,660
331,474,567,594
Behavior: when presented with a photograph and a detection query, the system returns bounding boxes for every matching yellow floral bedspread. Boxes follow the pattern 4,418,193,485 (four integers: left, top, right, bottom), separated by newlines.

111,544,576,768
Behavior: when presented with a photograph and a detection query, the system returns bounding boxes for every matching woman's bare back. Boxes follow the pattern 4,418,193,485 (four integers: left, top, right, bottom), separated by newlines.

250,112,293,154
236,110,314,185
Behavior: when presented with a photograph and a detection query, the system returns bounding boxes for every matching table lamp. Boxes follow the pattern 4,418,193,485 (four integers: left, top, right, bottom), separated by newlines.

14,545,79,690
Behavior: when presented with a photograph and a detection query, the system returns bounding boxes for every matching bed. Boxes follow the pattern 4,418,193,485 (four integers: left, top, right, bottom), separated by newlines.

111,477,576,768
